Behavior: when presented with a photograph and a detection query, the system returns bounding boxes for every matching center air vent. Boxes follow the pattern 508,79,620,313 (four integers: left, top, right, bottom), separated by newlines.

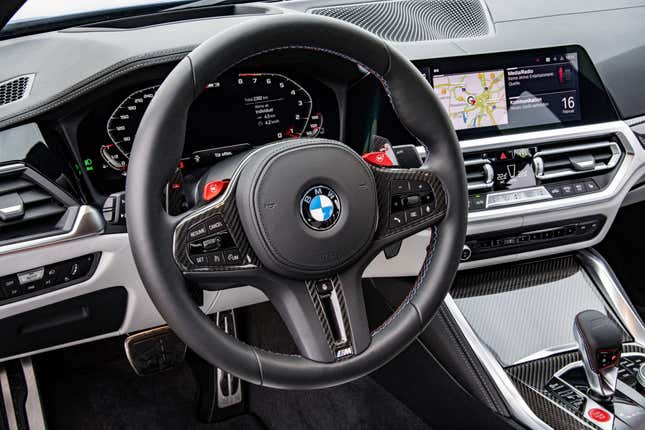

464,157,493,191
0,165,77,243
533,140,622,181
309,0,492,43
0,74,35,107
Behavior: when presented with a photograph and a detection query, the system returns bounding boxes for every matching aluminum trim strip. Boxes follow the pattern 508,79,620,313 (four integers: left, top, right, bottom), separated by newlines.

512,343,579,366
21,358,46,430
578,249,645,346
0,205,105,257
0,367,18,430
443,294,552,430
485,186,552,208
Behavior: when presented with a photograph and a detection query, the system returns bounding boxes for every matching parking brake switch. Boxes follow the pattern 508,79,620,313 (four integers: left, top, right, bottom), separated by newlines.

573,310,623,401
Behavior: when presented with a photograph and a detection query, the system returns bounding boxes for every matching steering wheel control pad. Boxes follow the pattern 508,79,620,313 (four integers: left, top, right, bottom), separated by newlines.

236,139,378,278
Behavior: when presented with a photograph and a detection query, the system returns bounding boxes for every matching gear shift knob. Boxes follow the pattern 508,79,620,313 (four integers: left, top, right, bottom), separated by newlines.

573,310,622,400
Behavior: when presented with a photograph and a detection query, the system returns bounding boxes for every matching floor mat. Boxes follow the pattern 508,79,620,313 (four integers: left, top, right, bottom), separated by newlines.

250,377,430,430
34,336,430,430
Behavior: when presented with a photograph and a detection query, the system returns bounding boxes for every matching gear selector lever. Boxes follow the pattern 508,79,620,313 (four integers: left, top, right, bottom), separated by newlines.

573,310,623,401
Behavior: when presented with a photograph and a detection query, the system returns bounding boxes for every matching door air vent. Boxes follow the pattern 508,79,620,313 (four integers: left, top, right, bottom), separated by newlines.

0,74,35,107
309,0,493,43
0,165,77,243
533,139,622,181
464,156,493,191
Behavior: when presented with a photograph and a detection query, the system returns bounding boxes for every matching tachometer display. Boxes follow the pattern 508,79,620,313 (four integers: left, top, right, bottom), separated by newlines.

106,85,159,163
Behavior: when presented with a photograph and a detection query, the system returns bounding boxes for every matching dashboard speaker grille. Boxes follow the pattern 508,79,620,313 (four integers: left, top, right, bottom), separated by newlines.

309,0,493,42
0,74,34,107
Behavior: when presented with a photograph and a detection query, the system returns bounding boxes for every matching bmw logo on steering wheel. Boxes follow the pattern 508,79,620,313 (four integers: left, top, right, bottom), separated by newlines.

300,185,341,230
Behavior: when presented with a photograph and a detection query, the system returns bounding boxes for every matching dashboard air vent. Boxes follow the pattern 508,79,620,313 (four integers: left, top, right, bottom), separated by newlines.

309,0,492,43
533,140,622,181
464,156,493,191
0,74,35,107
0,165,77,243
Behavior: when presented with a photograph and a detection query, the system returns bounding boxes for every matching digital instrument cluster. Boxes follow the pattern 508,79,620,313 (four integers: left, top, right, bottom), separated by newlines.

78,71,339,193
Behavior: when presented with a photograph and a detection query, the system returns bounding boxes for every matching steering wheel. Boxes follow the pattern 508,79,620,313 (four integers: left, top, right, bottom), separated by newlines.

126,13,467,390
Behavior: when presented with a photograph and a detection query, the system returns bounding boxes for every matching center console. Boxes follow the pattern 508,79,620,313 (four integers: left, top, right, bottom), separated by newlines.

445,251,645,430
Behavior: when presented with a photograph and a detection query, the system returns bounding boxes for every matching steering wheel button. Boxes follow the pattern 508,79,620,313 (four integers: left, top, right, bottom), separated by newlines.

202,236,223,252
188,224,208,240
391,180,410,194
209,252,224,266
205,216,226,233
188,241,204,253
223,250,242,265
192,254,209,266
411,181,431,192
362,151,393,167
315,280,333,294
203,180,229,202
406,208,421,221
405,195,421,207
389,212,406,228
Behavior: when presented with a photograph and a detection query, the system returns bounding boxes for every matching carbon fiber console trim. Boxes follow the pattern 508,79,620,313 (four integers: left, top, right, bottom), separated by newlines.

507,345,645,391
510,376,599,430
506,347,645,430
451,255,628,365
451,255,579,299
445,251,645,429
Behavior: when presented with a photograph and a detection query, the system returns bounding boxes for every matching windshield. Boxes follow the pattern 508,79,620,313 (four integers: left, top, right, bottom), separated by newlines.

7,0,184,25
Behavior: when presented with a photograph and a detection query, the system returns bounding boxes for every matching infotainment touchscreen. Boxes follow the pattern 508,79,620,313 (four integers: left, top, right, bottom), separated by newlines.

428,53,580,131
415,46,617,138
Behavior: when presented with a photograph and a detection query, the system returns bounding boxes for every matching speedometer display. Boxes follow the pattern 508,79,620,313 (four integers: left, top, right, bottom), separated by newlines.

106,85,159,161
101,73,321,172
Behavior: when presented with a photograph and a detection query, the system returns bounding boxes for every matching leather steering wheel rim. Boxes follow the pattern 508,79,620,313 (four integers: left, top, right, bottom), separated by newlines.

126,13,467,390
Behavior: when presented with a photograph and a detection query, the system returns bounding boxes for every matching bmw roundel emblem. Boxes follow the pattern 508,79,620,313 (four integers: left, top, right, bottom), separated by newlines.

300,185,341,230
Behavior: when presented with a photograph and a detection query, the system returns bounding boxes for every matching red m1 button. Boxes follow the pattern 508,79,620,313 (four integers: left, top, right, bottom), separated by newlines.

362,151,394,167
588,408,611,423
203,180,229,202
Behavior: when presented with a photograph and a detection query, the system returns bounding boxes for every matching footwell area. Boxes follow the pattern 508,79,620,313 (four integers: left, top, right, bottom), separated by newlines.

34,336,430,430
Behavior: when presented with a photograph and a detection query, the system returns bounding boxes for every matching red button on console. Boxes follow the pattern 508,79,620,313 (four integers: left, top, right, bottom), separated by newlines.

203,180,229,202
588,408,611,423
